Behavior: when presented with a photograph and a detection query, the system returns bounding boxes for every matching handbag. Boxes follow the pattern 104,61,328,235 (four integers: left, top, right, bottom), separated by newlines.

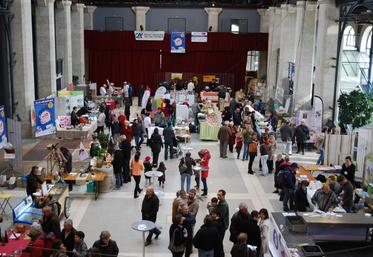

168,228,185,253
179,158,188,173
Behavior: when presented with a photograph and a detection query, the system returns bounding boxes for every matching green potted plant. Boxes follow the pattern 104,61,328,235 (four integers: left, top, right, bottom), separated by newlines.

338,89,373,133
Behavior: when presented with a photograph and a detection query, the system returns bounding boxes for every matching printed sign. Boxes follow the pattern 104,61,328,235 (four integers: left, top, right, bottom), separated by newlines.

154,86,167,100
171,32,186,53
191,32,208,42
34,98,56,137
134,31,165,41
0,106,7,149
58,90,84,113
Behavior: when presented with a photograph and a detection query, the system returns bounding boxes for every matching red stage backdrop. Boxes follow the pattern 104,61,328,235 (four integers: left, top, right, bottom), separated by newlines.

85,31,268,93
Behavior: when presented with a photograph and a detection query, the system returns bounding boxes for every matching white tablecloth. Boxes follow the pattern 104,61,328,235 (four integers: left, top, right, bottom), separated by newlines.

56,120,97,139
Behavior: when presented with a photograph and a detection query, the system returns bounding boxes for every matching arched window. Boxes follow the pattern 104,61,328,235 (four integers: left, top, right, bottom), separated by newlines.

360,26,372,53
343,25,356,50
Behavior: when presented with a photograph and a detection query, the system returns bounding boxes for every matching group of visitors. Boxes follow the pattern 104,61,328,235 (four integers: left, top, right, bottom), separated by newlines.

168,188,269,257
27,206,118,257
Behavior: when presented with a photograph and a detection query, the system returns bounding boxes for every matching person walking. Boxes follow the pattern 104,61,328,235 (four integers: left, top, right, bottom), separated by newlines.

132,119,144,151
150,128,163,167
112,147,123,189
217,121,232,158
267,134,277,174
242,125,253,161
119,135,131,183
235,129,243,160
293,120,309,155
168,214,188,257
142,186,161,246
280,120,293,155
259,136,270,176
178,152,196,193
131,152,144,198
248,133,258,174
163,122,176,160
96,107,106,134
228,122,237,153
193,215,220,257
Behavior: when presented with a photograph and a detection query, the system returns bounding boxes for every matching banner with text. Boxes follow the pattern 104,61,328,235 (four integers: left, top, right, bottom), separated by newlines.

0,106,7,149
134,31,165,41
191,32,208,42
34,98,56,137
171,32,186,53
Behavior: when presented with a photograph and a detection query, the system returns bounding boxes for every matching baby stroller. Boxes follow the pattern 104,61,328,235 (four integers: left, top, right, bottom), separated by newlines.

172,137,183,158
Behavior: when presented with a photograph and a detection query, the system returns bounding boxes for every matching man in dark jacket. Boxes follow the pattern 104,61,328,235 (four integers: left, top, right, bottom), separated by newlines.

215,189,229,240
282,163,297,211
340,156,356,184
163,122,175,160
232,108,242,127
293,120,309,155
181,205,196,257
229,203,261,251
92,231,119,257
26,166,43,199
142,186,161,246
119,135,131,183
280,120,293,155
193,215,220,257
217,121,232,158
61,219,77,257
41,206,61,239
210,210,225,257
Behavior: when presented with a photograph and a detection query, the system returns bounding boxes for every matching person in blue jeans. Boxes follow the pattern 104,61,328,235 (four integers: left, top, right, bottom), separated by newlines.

179,152,196,193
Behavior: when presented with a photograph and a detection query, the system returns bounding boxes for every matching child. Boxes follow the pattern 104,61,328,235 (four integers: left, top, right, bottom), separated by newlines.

207,197,218,214
144,156,152,185
157,162,166,188
235,130,243,159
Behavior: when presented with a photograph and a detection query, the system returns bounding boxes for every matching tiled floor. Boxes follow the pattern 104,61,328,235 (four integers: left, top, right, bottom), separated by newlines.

0,103,319,257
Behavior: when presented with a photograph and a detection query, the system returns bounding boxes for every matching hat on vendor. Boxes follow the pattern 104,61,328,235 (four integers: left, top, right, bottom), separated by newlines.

145,156,151,161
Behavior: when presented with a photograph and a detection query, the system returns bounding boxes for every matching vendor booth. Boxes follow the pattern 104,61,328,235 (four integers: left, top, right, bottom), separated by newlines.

270,212,373,257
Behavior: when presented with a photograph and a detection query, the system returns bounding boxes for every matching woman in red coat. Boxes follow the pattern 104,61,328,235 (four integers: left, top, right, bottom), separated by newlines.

199,150,211,197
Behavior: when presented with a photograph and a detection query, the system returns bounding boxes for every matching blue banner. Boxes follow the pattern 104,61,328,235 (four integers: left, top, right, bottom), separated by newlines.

34,98,56,137
171,32,186,53
0,106,7,149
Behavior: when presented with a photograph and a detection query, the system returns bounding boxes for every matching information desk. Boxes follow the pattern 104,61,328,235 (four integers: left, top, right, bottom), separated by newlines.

269,212,373,257
45,172,106,200
56,120,97,139
0,230,31,257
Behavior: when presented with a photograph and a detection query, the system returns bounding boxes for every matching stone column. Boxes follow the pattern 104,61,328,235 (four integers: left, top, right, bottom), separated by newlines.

35,0,56,98
131,6,150,31
71,3,85,83
293,1,317,110
204,7,222,32
314,0,339,121
10,0,35,137
84,5,96,30
257,9,269,80
56,0,73,88
266,7,282,100
276,4,297,95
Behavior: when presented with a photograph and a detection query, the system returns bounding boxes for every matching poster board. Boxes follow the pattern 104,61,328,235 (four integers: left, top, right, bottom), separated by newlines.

34,98,56,137
203,75,216,83
57,90,84,114
170,32,186,53
175,91,195,105
171,73,183,80
0,106,7,149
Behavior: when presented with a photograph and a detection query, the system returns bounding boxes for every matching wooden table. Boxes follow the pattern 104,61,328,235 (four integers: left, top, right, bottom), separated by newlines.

300,164,341,176
297,167,316,182
45,171,106,200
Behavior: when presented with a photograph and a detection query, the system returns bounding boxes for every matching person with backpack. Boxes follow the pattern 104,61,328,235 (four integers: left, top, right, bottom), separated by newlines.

179,152,196,193
248,133,258,174
280,163,298,211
